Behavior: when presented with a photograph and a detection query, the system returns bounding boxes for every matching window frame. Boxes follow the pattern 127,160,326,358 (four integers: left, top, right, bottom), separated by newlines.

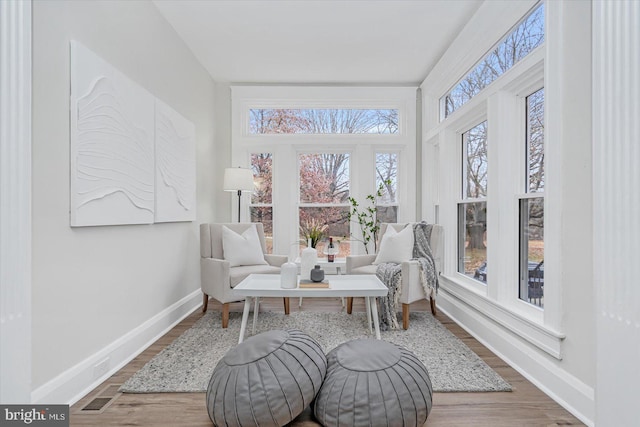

296,149,353,257
517,86,545,308
231,86,417,258
457,120,489,286
422,26,559,353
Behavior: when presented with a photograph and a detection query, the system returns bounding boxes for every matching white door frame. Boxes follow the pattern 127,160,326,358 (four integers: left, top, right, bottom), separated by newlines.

0,0,32,403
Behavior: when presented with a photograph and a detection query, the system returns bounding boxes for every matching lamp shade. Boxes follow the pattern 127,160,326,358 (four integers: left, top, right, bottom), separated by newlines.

223,167,254,192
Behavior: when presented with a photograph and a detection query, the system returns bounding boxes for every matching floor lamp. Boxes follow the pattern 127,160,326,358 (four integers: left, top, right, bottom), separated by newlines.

223,167,254,222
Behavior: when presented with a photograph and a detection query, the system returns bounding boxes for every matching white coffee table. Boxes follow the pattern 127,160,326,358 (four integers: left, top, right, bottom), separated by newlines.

232,274,388,343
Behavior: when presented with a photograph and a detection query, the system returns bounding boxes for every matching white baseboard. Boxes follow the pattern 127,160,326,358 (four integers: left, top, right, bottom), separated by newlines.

31,289,202,405
437,291,595,427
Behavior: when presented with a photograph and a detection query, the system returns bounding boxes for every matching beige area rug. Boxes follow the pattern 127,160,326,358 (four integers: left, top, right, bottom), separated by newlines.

120,310,511,393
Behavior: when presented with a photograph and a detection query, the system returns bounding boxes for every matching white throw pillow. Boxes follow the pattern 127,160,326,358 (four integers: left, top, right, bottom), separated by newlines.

373,225,414,265
222,225,268,267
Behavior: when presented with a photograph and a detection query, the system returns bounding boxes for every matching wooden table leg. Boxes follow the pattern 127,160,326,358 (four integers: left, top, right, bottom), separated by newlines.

346,297,353,314
283,297,290,315
238,298,252,344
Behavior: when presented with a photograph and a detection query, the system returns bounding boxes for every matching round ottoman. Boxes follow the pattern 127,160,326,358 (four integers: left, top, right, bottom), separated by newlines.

314,339,432,427
206,329,327,427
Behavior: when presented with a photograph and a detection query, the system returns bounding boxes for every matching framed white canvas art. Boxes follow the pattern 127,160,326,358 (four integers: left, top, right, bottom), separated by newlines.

70,41,155,226
154,99,196,222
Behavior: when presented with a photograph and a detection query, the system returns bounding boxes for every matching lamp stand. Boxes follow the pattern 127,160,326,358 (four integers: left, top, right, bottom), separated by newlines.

236,190,242,222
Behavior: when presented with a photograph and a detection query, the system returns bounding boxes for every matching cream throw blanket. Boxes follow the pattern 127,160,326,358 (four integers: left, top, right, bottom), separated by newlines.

375,222,439,330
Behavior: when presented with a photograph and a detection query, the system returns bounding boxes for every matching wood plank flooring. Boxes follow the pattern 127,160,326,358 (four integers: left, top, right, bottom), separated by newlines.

70,298,584,426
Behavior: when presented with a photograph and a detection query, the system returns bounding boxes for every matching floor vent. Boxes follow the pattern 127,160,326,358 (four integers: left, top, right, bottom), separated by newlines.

76,384,122,414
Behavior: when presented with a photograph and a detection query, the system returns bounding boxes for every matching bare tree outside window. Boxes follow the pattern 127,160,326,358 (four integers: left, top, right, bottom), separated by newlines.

443,4,545,118
250,109,398,134
250,153,273,253
376,152,398,223
520,87,545,307
249,107,400,257
527,88,545,192
463,122,488,199
299,153,350,256
459,121,488,283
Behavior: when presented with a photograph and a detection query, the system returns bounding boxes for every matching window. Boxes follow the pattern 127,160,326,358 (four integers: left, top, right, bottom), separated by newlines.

519,88,544,306
250,109,399,134
375,152,398,223
442,3,545,119
250,153,273,253
299,153,351,257
458,121,488,283
233,86,416,258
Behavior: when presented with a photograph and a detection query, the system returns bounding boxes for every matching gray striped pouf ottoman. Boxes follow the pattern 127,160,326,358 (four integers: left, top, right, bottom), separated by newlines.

206,329,327,427
314,339,433,427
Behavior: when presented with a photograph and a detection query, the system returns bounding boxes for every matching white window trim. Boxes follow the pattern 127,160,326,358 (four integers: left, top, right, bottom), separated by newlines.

232,86,417,258
421,6,565,358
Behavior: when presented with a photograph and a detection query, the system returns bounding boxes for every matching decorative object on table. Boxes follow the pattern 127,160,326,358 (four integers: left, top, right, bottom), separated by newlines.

347,180,390,253
299,218,327,249
120,310,511,394
314,338,432,427
206,329,327,427
310,265,325,282
300,238,317,281
223,167,254,222
298,280,330,289
280,260,298,289
327,237,336,262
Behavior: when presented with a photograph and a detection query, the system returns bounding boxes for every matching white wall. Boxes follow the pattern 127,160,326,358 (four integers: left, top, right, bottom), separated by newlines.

31,0,216,402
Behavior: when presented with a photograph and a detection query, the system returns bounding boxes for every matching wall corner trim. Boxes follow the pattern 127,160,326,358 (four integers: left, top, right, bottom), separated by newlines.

31,290,201,405
437,292,594,426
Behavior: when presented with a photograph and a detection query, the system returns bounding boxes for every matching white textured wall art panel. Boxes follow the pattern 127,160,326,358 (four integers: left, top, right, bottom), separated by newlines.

154,100,196,222
70,41,155,226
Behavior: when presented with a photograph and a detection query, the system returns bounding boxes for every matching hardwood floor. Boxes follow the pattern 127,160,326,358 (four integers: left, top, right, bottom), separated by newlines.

70,298,584,426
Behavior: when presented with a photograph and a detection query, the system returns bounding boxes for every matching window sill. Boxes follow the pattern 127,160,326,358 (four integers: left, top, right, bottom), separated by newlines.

439,274,565,359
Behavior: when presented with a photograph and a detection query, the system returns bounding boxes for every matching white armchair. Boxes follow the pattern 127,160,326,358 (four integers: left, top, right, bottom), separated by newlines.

200,223,288,328
346,223,444,329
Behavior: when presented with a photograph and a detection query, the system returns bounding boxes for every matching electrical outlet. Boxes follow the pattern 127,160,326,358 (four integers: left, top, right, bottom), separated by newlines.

93,358,110,379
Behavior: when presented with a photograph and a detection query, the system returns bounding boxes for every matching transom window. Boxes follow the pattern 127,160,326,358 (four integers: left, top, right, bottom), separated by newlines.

250,108,398,134
442,3,545,119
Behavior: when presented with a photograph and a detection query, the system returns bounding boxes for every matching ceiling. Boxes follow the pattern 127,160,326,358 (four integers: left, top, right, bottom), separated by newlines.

153,0,482,85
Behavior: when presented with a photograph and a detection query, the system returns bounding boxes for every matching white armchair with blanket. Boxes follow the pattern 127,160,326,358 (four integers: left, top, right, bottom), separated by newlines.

200,223,288,328
346,223,444,329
